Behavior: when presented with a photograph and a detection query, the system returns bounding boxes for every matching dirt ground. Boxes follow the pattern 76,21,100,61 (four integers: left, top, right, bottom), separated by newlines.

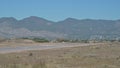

0,42,120,68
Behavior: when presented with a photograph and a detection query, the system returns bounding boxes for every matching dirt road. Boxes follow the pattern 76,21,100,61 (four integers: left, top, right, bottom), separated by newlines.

0,43,101,53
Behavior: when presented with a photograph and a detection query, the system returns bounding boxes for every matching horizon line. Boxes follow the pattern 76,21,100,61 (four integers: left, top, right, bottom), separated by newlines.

0,16,119,22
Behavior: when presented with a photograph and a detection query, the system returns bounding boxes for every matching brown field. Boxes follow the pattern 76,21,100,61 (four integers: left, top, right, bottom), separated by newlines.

0,42,120,68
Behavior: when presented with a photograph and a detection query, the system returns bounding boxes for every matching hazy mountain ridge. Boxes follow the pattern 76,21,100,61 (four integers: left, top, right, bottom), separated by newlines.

0,16,120,40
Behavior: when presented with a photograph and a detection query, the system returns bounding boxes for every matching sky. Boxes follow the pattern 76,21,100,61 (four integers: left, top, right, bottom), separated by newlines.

0,0,120,21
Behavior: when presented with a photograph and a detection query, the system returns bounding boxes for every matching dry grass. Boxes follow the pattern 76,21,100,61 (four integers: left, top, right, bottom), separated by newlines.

0,42,120,68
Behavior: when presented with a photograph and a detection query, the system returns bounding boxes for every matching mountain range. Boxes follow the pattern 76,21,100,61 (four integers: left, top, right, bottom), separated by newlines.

0,16,120,40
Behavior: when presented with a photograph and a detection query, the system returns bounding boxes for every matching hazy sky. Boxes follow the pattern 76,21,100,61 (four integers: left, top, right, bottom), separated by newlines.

0,0,120,21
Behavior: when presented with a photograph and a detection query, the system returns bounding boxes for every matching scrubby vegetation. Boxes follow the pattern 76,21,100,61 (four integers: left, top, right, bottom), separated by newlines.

1,36,120,43
31,38,49,43
21,37,50,43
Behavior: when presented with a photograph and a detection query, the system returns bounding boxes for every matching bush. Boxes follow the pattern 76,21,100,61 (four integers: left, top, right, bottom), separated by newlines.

79,40,89,43
31,38,49,43
29,53,33,56
55,38,70,42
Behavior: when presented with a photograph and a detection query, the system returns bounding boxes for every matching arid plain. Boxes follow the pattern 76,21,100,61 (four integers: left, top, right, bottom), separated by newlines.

0,41,120,68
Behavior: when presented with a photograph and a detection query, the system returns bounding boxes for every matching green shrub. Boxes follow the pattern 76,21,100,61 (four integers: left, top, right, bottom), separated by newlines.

31,38,49,43
55,38,70,42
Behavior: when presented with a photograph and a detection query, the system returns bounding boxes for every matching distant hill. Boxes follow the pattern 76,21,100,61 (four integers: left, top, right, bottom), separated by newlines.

0,16,120,40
